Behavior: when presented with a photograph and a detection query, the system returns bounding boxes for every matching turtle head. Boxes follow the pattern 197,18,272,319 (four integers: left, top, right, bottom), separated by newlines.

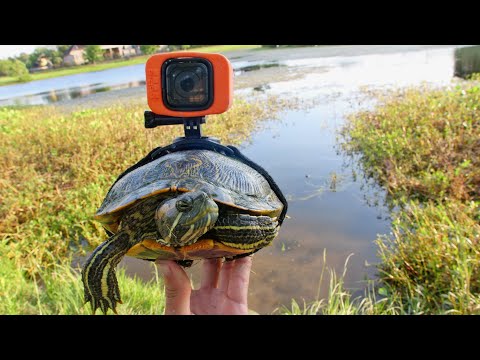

155,191,218,247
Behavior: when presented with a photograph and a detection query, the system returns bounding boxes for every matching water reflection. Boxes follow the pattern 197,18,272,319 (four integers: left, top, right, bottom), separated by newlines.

454,45,480,79
0,81,146,106
0,62,147,106
235,62,283,74
253,84,271,92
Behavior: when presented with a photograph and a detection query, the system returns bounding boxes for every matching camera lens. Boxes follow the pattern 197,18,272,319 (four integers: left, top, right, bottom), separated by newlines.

175,71,199,97
163,59,213,110
179,74,195,92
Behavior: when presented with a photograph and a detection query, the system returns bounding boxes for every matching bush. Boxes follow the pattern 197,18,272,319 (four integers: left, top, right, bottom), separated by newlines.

85,45,103,64
140,45,159,55
52,56,63,68
0,59,29,78
167,45,191,51
17,74,33,82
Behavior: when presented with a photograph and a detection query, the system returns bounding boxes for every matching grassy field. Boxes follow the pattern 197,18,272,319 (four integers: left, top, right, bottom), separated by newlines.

0,95,302,315
0,45,261,87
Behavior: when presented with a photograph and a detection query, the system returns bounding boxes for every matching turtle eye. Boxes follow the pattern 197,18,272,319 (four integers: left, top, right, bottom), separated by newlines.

176,197,193,212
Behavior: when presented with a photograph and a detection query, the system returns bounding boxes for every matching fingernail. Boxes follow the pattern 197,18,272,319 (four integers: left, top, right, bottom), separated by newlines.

156,261,171,276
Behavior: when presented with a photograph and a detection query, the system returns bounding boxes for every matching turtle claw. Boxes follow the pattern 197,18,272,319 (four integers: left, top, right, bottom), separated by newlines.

83,272,122,314
85,296,121,315
99,299,110,315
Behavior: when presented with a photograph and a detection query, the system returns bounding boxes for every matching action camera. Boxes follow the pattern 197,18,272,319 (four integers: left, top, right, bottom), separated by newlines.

146,52,233,117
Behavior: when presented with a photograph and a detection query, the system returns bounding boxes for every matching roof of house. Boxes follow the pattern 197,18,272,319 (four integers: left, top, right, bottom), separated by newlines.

64,45,86,56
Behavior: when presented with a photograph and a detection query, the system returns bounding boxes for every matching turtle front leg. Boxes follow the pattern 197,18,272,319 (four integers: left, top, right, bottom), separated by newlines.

82,231,132,314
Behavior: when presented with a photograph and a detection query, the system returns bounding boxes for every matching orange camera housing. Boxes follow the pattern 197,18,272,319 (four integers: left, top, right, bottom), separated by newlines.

145,52,233,117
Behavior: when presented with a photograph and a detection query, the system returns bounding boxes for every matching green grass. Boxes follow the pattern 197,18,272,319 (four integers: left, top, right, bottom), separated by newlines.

0,241,165,314
376,200,480,314
277,250,402,315
0,45,260,87
0,95,300,314
337,77,480,314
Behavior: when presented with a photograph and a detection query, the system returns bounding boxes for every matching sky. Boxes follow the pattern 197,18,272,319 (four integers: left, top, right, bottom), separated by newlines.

0,45,47,59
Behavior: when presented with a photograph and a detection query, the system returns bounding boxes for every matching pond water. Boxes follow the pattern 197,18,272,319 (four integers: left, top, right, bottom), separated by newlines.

0,65,147,106
11,45,475,314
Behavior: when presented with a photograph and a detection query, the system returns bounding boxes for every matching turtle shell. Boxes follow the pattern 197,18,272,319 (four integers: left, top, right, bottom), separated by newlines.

95,149,283,234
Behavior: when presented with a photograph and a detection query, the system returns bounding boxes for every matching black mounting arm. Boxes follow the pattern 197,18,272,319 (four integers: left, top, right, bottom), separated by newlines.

144,111,206,139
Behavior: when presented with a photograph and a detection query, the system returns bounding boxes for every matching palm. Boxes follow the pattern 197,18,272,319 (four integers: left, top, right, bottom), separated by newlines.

191,285,248,315
158,257,252,315
190,289,248,315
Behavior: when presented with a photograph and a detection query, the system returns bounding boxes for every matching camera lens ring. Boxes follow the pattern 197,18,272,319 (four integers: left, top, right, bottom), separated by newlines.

161,57,214,111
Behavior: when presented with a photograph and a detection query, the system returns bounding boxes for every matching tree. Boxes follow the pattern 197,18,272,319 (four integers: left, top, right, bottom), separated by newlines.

52,56,63,68
140,45,159,55
0,59,31,81
11,60,29,77
167,45,192,51
15,52,30,65
85,45,103,64
0,59,27,76
0,60,10,76
23,47,60,69
57,45,71,55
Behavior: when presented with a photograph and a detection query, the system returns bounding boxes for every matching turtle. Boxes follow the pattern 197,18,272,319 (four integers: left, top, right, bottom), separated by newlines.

82,149,284,314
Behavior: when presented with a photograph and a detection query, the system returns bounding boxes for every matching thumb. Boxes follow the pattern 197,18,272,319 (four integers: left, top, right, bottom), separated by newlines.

156,260,192,315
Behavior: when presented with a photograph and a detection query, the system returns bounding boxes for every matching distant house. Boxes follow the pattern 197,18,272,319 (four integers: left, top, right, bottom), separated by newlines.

63,45,144,65
100,45,141,59
63,45,87,65
29,55,53,73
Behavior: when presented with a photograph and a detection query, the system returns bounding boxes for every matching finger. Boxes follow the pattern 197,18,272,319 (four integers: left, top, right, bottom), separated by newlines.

200,258,222,289
156,260,192,315
218,259,234,292
227,256,253,304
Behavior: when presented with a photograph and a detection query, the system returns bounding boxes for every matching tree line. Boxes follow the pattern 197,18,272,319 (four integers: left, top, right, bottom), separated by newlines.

0,45,289,82
0,45,201,82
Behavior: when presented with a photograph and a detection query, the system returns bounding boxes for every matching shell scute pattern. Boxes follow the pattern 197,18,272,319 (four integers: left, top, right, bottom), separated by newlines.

96,150,282,224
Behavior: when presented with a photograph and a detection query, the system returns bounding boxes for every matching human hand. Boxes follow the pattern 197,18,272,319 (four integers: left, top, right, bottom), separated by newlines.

155,256,253,315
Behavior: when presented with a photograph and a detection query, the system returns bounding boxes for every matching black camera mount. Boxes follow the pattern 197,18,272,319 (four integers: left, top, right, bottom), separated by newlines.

144,110,212,140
